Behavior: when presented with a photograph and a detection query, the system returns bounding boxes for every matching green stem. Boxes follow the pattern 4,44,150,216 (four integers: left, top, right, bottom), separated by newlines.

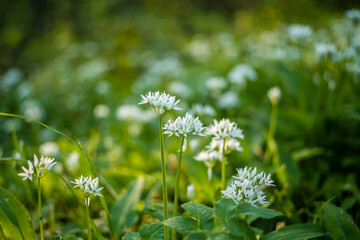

159,115,169,240
86,199,92,240
38,177,44,240
172,137,185,240
221,138,227,190
264,102,278,163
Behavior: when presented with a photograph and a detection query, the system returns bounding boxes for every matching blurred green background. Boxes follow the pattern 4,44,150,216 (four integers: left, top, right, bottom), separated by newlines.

1,0,360,238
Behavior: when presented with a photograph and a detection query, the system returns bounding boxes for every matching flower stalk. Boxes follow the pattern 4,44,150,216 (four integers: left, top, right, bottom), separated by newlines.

37,177,44,240
221,138,227,190
86,201,92,240
159,114,169,240
172,136,185,240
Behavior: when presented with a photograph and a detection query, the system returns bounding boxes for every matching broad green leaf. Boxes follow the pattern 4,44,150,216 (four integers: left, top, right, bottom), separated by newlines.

63,236,84,240
208,232,238,240
261,223,326,240
183,231,207,240
162,216,198,234
236,202,283,219
0,186,37,240
112,177,144,239
225,218,256,240
214,198,236,226
323,203,360,240
182,202,214,230
122,232,141,240
139,222,164,240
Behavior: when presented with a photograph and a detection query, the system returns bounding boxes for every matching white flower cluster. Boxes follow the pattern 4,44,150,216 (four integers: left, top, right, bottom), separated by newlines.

71,175,104,206
139,91,181,115
221,167,275,206
206,118,244,143
287,24,313,39
18,154,56,181
195,119,244,180
346,9,360,23
163,113,206,151
315,43,337,58
267,87,281,105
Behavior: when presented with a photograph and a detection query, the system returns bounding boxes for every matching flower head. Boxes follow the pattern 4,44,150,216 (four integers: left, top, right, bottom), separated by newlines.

267,87,281,105
163,113,206,151
18,154,56,181
139,91,181,115
221,167,275,206
71,175,104,206
206,118,244,142
346,9,360,24
288,24,313,39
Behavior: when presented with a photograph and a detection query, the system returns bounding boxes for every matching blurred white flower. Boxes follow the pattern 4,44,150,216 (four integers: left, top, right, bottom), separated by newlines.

0,68,22,90
228,64,257,86
288,24,313,39
117,105,156,123
168,81,192,99
163,113,206,151
21,100,45,121
268,87,281,105
206,77,227,92
217,91,240,109
18,154,56,181
139,91,181,115
206,138,243,155
186,35,212,61
66,151,80,169
71,175,104,206
194,150,221,180
187,184,195,200
346,9,360,24
221,167,275,206
93,104,109,118
315,43,337,57
190,103,216,117
39,141,59,156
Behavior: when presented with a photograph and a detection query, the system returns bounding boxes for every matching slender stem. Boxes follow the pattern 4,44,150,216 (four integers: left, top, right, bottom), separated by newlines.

86,199,92,240
264,102,278,163
159,115,169,240
221,138,227,190
172,136,185,240
38,177,44,240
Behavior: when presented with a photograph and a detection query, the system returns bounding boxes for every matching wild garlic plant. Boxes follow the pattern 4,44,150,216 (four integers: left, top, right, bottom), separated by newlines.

163,112,206,240
221,167,275,206
264,87,281,164
18,154,56,240
139,91,181,240
71,175,103,240
197,119,244,189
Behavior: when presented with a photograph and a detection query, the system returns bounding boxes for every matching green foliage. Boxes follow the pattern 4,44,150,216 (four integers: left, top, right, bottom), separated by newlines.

236,202,283,219
139,223,164,240
112,177,144,239
181,202,214,231
163,216,198,234
0,186,37,240
260,223,326,240
323,203,360,240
